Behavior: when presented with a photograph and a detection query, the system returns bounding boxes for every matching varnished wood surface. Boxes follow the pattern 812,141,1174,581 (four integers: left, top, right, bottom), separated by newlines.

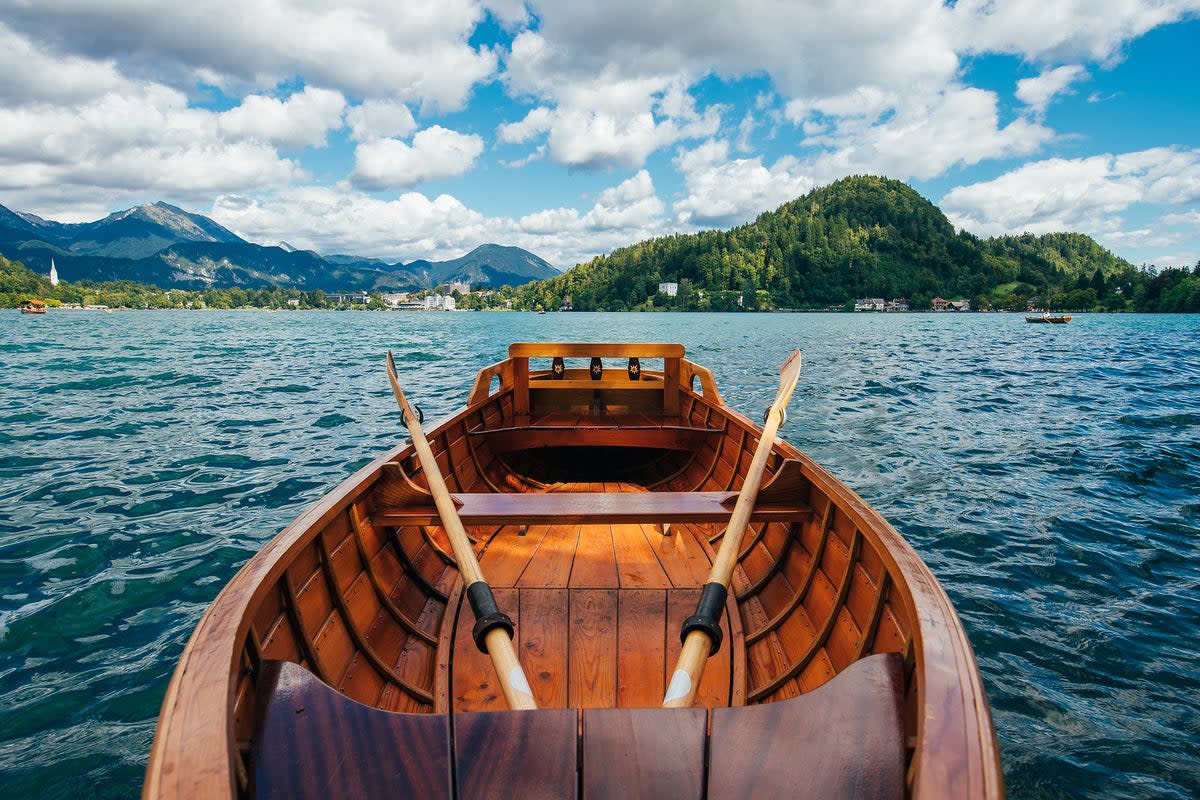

250,656,898,799
454,709,578,800
145,343,1002,800
449,586,735,712
252,660,451,800
509,342,685,358
582,707,708,800
373,490,810,526
708,652,904,799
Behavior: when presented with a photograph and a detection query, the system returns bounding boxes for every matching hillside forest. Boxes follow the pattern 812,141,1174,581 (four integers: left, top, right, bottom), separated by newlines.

502,176,1200,313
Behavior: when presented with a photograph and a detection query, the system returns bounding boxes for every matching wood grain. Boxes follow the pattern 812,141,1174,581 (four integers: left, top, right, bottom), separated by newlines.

581,706,706,800
454,709,577,800
252,661,451,800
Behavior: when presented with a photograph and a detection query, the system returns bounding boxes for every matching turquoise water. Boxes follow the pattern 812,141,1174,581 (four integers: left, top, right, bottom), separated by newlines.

1,310,1198,798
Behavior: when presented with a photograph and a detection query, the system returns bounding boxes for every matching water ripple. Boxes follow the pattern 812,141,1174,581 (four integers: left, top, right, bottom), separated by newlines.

0,310,1197,799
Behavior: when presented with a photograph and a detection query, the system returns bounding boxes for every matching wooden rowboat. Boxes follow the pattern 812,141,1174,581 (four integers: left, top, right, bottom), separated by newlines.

1025,313,1071,323
144,342,1003,799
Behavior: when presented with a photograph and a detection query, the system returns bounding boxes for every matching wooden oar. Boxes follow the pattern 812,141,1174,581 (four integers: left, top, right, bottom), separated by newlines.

386,351,537,710
663,348,803,708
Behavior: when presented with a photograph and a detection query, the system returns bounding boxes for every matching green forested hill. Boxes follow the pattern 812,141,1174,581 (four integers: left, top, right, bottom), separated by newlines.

508,175,1195,312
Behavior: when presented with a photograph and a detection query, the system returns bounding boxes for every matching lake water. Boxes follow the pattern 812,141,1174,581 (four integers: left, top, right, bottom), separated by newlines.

1,310,1198,798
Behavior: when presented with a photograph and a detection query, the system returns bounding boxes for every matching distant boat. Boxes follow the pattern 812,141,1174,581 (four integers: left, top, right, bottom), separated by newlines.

19,299,47,314
1025,312,1071,324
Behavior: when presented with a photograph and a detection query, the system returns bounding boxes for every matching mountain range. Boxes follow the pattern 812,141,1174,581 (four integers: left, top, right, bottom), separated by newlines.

0,201,558,291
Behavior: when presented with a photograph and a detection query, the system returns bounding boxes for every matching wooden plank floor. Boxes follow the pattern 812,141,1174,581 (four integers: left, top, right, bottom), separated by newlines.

448,485,735,711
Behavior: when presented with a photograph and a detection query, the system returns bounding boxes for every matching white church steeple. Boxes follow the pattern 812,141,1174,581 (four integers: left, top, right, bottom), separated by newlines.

49,258,59,286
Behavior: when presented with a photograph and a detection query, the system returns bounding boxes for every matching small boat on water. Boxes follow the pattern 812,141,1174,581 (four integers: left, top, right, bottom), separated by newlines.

145,342,1002,800
19,299,47,314
1025,312,1071,323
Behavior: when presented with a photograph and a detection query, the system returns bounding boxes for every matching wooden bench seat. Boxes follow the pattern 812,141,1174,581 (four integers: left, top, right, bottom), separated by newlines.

251,653,903,799
372,491,813,526
470,422,723,452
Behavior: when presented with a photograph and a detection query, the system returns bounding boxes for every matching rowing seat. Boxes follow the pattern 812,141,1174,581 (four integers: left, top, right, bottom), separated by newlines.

251,653,903,798
707,652,905,799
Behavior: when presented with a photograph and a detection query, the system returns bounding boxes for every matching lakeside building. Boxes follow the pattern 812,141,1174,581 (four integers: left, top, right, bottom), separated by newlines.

423,294,456,311
854,298,909,311
327,292,370,306
931,297,971,311
658,282,678,297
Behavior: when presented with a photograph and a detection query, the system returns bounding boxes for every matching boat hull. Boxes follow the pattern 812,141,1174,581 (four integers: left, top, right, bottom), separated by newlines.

145,343,1003,799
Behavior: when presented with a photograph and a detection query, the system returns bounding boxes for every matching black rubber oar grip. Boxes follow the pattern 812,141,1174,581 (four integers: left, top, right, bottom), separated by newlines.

467,581,515,653
681,582,727,655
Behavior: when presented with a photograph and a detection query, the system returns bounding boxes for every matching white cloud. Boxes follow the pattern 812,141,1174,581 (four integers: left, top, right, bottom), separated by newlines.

218,87,347,150
804,86,1054,182
1,1,498,111
345,100,419,143
0,22,126,104
351,126,485,190
0,82,302,215
940,148,1200,239
1015,65,1089,114
209,170,672,267
582,170,665,229
502,37,723,170
951,0,1200,63
497,107,554,144
211,186,492,259
512,1,959,101
673,139,814,227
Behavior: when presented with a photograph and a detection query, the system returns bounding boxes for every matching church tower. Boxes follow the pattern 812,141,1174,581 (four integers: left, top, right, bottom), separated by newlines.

49,258,59,286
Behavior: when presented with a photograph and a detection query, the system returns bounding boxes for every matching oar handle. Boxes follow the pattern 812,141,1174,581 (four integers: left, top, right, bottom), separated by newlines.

387,352,536,710
664,349,802,707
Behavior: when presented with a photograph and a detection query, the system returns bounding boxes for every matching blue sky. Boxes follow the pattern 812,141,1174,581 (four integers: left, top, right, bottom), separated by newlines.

1,1,1198,271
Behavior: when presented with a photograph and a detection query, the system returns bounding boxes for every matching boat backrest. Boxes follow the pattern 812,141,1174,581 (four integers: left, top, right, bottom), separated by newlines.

251,653,903,799
505,342,687,416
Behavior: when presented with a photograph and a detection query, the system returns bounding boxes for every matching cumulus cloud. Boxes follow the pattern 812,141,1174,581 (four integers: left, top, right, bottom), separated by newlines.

0,81,302,216
212,186,493,260
1015,65,1089,114
210,170,671,267
0,22,126,104
802,85,1054,182
1,1,498,110
673,140,814,227
351,126,485,190
218,87,347,150
510,1,959,101
346,100,419,143
951,0,1200,63
940,147,1200,239
497,107,554,144
502,35,722,170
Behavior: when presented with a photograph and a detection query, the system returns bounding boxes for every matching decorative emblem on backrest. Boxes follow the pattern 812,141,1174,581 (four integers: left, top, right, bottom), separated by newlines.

552,356,565,379
590,357,603,380
627,357,641,381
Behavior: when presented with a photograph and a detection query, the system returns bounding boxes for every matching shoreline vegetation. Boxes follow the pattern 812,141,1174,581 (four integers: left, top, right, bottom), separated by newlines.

5,178,1199,313
5,251,1197,314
